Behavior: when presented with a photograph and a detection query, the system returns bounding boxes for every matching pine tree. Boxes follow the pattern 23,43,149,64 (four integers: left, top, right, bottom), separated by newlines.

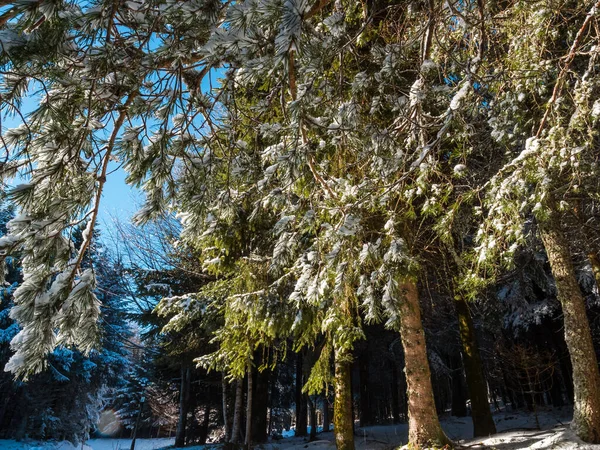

468,2,600,442
0,213,131,442
4,0,600,446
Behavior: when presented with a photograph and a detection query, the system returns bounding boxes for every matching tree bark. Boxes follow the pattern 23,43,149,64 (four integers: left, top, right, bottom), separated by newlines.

295,352,308,436
390,361,400,424
130,397,145,450
322,395,330,432
251,363,270,443
185,390,198,446
222,373,231,441
175,366,191,448
449,354,468,418
358,351,371,427
308,396,317,441
540,212,600,443
398,279,451,448
230,378,244,444
198,403,211,445
245,364,254,450
454,295,496,436
333,349,354,450
245,364,253,450
268,363,278,437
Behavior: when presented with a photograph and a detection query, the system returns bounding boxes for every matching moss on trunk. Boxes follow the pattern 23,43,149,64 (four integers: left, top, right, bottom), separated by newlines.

540,210,600,443
399,279,451,448
455,295,497,437
333,350,354,450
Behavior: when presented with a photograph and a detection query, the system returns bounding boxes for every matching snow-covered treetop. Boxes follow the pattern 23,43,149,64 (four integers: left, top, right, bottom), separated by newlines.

2,0,599,382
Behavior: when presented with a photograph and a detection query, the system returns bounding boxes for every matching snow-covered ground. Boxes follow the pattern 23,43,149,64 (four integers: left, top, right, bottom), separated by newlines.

257,409,598,449
0,408,598,450
0,438,175,450
87,438,175,450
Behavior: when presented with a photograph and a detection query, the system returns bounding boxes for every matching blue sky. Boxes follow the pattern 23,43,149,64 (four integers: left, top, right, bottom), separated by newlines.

3,102,141,228
2,70,221,236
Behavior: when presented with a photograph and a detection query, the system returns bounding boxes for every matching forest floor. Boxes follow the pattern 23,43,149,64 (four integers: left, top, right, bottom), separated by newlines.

0,408,597,450
257,408,595,450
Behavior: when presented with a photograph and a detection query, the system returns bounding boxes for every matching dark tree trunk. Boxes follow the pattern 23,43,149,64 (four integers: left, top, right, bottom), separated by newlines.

398,279,450,448
3,386,23,439
268,363,278,437
553,331,575,404
295,352,308,437
549,369,565,408
454,295,496,436
222,373,231,441
251,364,270,443
514,385,525,409
333,350,354,450
308,397,317,441
198,404,211,445
186,389,198,446
450,354,467,417
230,378,244,444
0,390,10,434
540,211,600,443
358,351,371,427
245,364,253,450
322,395,330,432
390,361,400,424
538,321,567,408
130,398,145,450
175,366,191,448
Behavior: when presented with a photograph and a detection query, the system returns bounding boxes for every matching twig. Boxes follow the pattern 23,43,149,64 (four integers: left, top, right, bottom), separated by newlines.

536,1,600,137
288,50,338,200
71,93,137,279
304,0,330,20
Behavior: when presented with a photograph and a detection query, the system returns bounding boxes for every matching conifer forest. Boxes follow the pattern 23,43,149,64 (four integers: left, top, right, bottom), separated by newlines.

3,0,600,449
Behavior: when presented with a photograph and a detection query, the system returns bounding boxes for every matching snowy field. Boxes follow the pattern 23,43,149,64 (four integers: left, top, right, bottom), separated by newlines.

0,409,599,450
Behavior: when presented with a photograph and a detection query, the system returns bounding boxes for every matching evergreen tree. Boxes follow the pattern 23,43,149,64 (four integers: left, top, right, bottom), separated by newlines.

4,0,600,446
0,213,131,442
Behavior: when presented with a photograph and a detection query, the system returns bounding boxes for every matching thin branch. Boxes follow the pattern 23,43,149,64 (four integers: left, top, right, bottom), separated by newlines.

304,0,330,20
71,93,137,279
288,50,338,200
536,0,600,137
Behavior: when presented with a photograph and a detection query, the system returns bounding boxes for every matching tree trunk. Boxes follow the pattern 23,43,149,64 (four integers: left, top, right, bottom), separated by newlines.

130,397,145,450
333,349,354,450
268,363,278,437
222,373,230,441
251,363,270,443
186,391,198,446
245,364,253,450
322,395,330,432
175,366,191,448
308,396,317,441
398,279,451,448
454,295,496,436
358,351,371,427
198,404,211,445
540,214,600,443
230,378,244,444
391,361,400,424
449,354,468,418
295,352,308,436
